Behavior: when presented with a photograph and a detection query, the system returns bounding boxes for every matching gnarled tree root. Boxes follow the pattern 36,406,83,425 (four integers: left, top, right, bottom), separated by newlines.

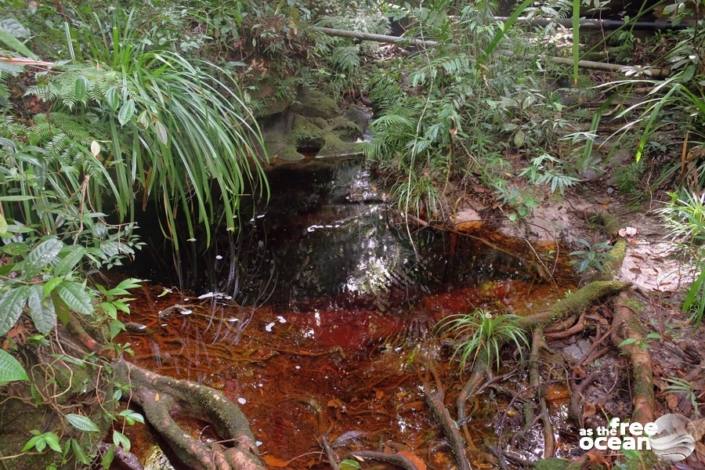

114,360,264,470
610,292,655,424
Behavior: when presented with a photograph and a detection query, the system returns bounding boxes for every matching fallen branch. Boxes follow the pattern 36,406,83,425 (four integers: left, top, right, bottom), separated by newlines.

610,292,655,424
494,16,688,30
312,27,670,77
114,360,264,470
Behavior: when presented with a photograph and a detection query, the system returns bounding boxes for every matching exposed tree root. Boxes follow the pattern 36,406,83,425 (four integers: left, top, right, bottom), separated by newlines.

518,280,629,329
456,358,489,449
544,313,586,339
529,328,555,459
610,292,655,424
350,450,421,470
422,383,473,470
114,360,264,470
569,373,598,426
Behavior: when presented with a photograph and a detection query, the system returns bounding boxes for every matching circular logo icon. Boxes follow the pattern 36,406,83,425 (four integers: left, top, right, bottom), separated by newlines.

649,414,696,462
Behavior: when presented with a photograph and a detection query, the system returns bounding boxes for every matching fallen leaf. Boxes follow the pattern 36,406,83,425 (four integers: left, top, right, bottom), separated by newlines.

263,455,289,467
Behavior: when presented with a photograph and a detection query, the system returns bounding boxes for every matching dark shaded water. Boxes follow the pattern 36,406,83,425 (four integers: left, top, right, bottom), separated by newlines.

135,157,532,310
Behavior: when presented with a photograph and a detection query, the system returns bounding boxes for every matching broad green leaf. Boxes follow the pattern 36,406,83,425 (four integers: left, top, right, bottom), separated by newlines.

117,99,136,126
0,349,28,385
0,286,29,336
0,213,7,236
54,247,85,276
0,28,36,58
27,237,63,270
57,282,94,315
66,413,100,432
27,285,56,334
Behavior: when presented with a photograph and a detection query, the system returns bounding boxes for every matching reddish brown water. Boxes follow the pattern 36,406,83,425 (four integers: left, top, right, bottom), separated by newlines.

118,278,569,469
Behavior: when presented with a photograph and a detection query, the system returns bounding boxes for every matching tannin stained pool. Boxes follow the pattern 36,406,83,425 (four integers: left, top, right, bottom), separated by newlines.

120,158,575,469
119,278,570,469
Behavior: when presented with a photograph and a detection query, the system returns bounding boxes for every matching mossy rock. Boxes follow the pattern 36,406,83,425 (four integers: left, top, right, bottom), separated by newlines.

328,116,363,140
319,133,361,157
292,89,339,119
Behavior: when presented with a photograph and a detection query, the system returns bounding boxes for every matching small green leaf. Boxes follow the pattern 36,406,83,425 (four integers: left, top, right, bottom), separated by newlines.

70,438,90,465
43,277,64,299
74,76,88,102
112,430,130,452
66,413,100,432
117,99,136,126
100,444,115,469
57,282,94,315
340,459,361,470
154,120,168,145
27,237,64,270
27,285,56,334
44,432,62,453
0,213,7,236
105,87,120,111
119,409,144,425
0,349,28,385
619,338,638,348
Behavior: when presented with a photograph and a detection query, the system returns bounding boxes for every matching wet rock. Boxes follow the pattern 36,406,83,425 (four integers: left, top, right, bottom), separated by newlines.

561,338,592,363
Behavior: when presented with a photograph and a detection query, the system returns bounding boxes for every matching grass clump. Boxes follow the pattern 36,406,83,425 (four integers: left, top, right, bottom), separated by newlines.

436,309,528,371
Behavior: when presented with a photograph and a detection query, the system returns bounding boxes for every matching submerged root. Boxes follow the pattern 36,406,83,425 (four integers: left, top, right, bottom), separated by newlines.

422,383,473,470
350,450,422,470
114,360,264,470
